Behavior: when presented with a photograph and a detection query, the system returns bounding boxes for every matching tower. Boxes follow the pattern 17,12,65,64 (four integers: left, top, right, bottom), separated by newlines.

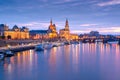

50,19,52,26
65,19,69,30
48,19,58,38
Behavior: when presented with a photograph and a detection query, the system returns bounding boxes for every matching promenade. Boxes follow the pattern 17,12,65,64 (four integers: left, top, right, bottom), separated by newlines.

0,39,42,52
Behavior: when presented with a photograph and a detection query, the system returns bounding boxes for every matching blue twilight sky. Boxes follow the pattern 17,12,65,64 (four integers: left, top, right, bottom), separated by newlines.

0,0,120,34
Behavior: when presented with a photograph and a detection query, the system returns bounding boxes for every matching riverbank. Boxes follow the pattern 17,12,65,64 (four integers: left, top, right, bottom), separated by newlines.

0,39,42,47
0,44,36,52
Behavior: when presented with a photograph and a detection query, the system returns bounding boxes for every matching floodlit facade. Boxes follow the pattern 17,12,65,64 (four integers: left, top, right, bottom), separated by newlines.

47,20,58,38
30,30,48,39
59,19,78,40
59,19,70,40
0,24,29,39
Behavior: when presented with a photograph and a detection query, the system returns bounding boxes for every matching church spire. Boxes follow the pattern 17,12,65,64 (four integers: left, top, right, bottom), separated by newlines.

65,19,69,30
66,19,68,25
50,19,52,25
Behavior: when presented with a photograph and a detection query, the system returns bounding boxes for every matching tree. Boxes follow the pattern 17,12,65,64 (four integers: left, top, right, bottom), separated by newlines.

1,35,5,39
0,36,2,39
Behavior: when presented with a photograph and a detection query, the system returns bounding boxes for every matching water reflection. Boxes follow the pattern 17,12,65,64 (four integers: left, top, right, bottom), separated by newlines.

0,43,120,80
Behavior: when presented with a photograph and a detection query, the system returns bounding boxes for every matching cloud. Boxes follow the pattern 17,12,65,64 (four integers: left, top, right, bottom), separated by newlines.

71,30,90,34
80,24,98,27
10,22,50,30
9,21,67,30
99,27,120,33
52,0,76,5
9,21,120,35
97,0,120,7
70,26,120,34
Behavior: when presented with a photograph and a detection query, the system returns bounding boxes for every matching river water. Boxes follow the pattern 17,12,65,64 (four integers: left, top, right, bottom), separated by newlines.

0,43,120,80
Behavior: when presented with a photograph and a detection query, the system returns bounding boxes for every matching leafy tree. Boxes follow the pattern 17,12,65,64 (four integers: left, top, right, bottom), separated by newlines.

1,35,5,39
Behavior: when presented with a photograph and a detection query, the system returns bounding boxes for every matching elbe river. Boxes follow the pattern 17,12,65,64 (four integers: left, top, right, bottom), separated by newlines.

0,43,120,80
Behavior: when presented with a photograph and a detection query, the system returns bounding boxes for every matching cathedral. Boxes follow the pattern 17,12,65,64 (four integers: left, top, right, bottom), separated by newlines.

0,24,29,39
47,19,79,40
59,19,79,40
47,20,58,38
59,19,70,40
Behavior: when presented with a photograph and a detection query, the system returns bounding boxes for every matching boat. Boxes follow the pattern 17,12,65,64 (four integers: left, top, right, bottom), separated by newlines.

52,42,58,47
0,51,5,60
64,41,70,45
5,50,14,57
71,41,79,44
59,42,64,46
95,39,103,42
35,44,44,51
43,43,53,49
107,41,118,44
82,39,88,43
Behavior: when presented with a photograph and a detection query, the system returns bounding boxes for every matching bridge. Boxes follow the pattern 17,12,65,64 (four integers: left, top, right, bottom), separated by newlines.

79,37,120,44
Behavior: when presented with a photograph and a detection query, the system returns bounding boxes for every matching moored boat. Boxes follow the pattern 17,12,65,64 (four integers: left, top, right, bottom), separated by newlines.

5,50,14,57
52,42,58,47
43,43,53,49
0,51,5,60
70,41,79,44
64,41,70,45
35,44,44,51
59,42,64,46
107,41,118,44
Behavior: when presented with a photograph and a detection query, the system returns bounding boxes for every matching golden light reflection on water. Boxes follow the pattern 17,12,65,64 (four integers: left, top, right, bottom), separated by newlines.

49,47,57,66
1,43,120,80
115,45,120,76
72,44,80,73
63,45,71,65
3,50,38,74
72,44,79,64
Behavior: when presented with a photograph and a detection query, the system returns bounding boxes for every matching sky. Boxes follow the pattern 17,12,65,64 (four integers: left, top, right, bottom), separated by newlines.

0,0,120,34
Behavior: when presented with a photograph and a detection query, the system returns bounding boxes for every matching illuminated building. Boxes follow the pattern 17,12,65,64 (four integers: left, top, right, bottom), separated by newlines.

59,19,78,40
0,24,29,39
70,34,79,40
59,19,70,40
89,31,99,37
30,20,58,40
47,20,58,38
30,30,48,39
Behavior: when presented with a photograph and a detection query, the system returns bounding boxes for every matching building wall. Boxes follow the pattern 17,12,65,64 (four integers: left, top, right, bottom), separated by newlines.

70,34,79,40
30,33,49,40
48,21,58,38
48,33,57,38
0,24,29,40
59,30,70,40
4,31,29,39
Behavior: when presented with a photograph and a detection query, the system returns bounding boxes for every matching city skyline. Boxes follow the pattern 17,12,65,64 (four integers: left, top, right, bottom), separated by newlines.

0,0,120,34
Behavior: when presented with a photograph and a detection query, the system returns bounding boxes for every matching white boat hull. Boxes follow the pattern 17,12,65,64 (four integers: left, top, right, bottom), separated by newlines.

35,44,44,51
0,54,4,60
107,41,118,44
43,43,53,49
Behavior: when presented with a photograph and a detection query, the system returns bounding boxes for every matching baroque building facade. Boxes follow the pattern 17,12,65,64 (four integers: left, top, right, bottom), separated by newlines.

59,19,70,40
0,24,29,39
59,19,78,40
47,20,58,38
